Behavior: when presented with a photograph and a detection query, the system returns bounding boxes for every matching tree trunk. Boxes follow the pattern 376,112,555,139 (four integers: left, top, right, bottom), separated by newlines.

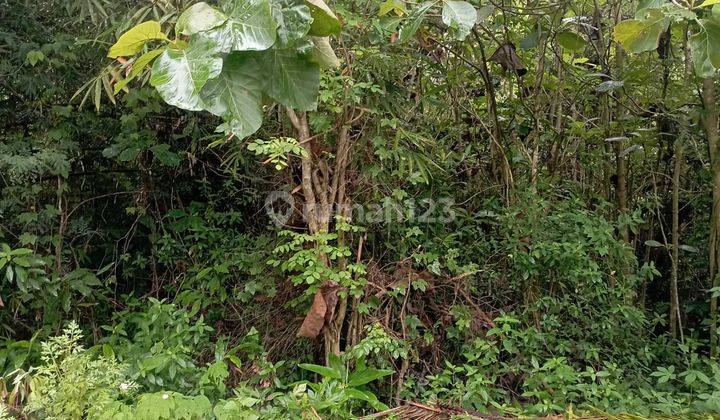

670,141,682,339
702,77,720,357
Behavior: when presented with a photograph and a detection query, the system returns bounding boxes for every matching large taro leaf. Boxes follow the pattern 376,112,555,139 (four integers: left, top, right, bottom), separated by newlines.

200,53,263,139
690,19,720,77
613,9,668,53
441,0,476,40
306,0,341,36
203,0,277,52
260,49,320,111
271,0,313,48
108,21,168,58
176,2,228,35
150,38,223,111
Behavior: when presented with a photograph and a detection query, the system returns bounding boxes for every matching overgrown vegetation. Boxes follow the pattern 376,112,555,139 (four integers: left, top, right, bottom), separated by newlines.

3,0,720,418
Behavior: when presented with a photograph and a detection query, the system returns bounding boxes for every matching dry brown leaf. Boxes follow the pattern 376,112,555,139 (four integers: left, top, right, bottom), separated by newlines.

298,290,327,338
489,43,527,76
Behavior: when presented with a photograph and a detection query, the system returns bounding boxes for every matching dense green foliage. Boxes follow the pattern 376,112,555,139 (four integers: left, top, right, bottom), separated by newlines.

4,0,720,418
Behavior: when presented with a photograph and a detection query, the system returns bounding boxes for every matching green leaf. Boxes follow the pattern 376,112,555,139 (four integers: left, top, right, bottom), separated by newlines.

636,0,666,17
613,10,668,53
347,368,394,387
114,48,165,93
200,52,264,139
678,244,699,253
299,363,342,379
306,0,341,36
150,37,223,111
176,2,228,35
26,50,45,66
203,0,278,52
398,1,435,43
379,0,407,17
690,19,720,77
151,144,181,166
645,240,664,248
699,0,720,7
271,0,313,47
310,36,340,68
108,21,169,58
596,80,624,92
441,0,476,40
556,31,586,52
477,4,495,21
260,49,320,111
344,388,389,411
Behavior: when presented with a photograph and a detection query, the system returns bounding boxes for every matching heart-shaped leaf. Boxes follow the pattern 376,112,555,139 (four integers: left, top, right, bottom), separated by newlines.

441,0,476,40
176,2,228,35
271,0,313,47
200,52,264,139
689,19,720,77
150,37,223,111
260,49,320,111
613,9,668,53
203,0,278,52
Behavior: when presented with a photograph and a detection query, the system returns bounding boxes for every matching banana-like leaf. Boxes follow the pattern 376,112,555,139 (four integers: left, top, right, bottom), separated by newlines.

150,38,223,111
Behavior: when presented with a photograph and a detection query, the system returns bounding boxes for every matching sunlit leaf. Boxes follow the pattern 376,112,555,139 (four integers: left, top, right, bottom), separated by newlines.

176,2,227,35
441,0,476,40
699,0,720,7
613,10,668,53
108,21,168,58
150,38,223,110
203,0,278,52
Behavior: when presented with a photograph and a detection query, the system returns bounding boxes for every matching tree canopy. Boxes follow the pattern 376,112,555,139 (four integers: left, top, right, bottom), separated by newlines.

3,0,720,418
